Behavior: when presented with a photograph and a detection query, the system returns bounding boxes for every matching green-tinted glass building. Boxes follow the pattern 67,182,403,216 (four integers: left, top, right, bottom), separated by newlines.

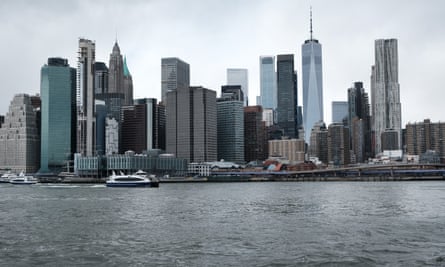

39,58,76,174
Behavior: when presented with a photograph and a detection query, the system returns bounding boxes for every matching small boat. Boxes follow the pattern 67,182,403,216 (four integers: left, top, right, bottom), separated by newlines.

106,170,159,188
9,171,38,185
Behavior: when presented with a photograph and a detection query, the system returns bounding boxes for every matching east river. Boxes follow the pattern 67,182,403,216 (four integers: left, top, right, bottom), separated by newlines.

1,181,445,266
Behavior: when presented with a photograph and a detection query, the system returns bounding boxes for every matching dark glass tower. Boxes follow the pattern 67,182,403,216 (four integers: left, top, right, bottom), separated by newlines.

276,54,298,139
39,58,76,174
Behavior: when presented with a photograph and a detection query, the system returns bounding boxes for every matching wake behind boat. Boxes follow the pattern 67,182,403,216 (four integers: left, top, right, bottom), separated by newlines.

9,171,38,185
106,170,159,188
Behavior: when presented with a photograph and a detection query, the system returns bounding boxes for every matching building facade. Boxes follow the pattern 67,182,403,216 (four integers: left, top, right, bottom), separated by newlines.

259,56,277,109
302,11,323,143
328,123,350,166
309,121,328,164
406,119,445,160
331,101,348,124
348,81,372,162
276,54,298,139
123,57,133,106
371,39,401,154
39,58,76,174
161,57,190,105
217,94,244,164
227,68,249,106
244,106,267,162
166,86,217,162
268,138,305,163
0,94,40,173
77,38,96,156
120,98,161,154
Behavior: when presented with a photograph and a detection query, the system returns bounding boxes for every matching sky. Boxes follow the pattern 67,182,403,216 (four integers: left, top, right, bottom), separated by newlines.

0,0,444,126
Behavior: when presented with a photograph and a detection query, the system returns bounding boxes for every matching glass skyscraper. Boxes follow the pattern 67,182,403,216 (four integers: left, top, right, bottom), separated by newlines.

276,54,298,139
227,68,249,106
39,58,76,174
259,56,277,109
302,10,323,144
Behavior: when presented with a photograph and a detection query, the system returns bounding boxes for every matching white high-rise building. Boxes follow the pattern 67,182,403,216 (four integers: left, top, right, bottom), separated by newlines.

77,38,96,156
227,68,248,106
259,56,277,110
371,39,401,154
302,9,324,144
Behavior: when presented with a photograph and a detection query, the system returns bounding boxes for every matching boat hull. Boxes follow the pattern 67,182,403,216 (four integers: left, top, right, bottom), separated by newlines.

106,182,158,187
10,181,37,185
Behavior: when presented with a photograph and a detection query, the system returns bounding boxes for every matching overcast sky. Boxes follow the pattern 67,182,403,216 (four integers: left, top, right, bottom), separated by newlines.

0,0,444,125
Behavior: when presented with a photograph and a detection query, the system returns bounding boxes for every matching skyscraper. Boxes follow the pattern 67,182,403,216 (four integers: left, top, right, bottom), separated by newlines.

244,106,268,162
348,81,371,162
259,56,277,109
302,9,324,143
371,39,401,154
123,56,133,106
77,38,96,156
108,41,124,95
39,58,76,174
217,88,244,163
276,54,298,138
227,68,249,106
0,94,40,173
120,98,160,154
166,86,217,163
161,57,190,105
331,101,348,123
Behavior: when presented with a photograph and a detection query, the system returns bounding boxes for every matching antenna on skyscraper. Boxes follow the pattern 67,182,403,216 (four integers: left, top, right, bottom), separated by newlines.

310,6,313,41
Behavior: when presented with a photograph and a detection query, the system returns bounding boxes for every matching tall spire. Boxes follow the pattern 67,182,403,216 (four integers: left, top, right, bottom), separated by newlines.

310,6,313,41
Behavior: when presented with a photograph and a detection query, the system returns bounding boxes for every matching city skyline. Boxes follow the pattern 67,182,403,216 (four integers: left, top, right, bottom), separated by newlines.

0,0,444,126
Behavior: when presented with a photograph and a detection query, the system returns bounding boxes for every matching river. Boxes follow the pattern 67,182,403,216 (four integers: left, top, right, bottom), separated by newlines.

1,181,445,266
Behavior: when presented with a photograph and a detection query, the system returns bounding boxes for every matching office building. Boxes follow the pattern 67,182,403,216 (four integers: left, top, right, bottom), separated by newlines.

244,106,267,162
108,42,124,95
123,57,133,106
332,101,348,124
105,117,119,155
327,123,350,166
276,54,298,138
161,57,190,105
227,68,249,106
166,86,217,162
217,90,244,163
348,81,372,162
0,94,40,173
259,56,277,109
371,39,401,153
309,121,328,164
268,138,305,163
302,9,324,143
121,98,161,154
39,58,76,174
94,62,108,94
77,38,96,156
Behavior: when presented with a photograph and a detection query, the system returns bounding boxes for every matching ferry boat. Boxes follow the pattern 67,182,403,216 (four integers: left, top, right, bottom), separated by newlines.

106,170,159,188
9,172,38,185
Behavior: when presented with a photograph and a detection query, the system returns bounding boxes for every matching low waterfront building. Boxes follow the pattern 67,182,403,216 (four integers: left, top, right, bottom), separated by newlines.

74,152,188,177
